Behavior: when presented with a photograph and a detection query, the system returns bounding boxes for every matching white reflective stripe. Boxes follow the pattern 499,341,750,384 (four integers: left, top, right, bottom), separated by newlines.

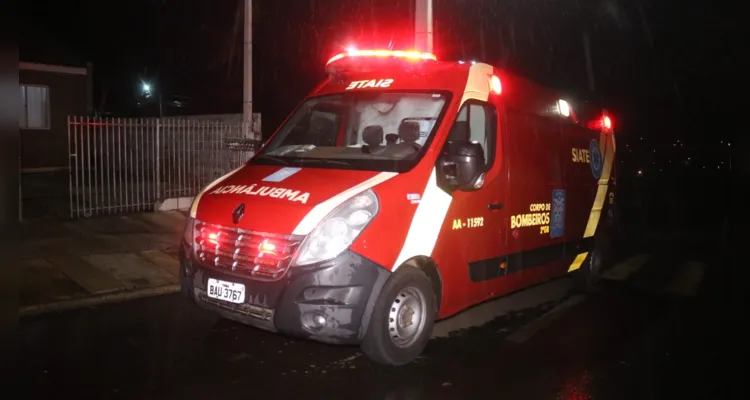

189,165,244,218
392,168,452,270
292,172,398,235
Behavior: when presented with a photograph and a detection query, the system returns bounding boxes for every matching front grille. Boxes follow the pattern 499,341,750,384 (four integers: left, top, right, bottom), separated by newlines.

198,292,274,321
194,221,304,281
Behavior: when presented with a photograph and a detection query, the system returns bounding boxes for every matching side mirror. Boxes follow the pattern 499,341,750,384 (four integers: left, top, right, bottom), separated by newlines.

223,137,264,152
437,141,486,191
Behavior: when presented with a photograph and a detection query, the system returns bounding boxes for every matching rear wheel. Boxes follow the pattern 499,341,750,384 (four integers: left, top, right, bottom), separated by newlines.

361,267,437,366
579,250,602,290
575,235,609,292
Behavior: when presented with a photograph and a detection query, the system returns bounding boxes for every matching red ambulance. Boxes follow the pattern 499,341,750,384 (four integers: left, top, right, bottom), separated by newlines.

180,48,617,366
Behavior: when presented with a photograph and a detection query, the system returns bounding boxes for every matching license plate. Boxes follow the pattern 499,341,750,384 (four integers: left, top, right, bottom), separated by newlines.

207,278,246,304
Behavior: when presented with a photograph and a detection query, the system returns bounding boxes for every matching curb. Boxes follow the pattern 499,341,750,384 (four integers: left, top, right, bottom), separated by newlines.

19,284,182,318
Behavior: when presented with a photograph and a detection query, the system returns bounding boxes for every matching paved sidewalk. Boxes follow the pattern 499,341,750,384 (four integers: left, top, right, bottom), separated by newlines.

18,211,188,316
16,207,714,317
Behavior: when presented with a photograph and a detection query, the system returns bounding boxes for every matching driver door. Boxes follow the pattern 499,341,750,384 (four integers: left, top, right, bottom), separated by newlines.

438,100,508,307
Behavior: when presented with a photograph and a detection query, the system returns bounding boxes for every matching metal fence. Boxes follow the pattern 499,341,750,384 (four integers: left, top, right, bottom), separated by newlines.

68,116,257,218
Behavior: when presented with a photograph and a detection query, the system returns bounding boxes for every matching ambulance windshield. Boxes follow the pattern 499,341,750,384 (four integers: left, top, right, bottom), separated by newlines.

252,91,449,172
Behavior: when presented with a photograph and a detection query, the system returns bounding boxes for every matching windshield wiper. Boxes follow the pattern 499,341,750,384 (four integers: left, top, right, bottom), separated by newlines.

252,154,289,165
300,158,351,167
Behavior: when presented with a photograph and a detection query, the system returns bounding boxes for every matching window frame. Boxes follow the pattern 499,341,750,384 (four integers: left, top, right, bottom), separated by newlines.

450,99,498,172
19,84,51,130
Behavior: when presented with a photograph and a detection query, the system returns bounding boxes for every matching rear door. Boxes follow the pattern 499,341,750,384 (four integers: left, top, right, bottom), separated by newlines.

494,108,567,288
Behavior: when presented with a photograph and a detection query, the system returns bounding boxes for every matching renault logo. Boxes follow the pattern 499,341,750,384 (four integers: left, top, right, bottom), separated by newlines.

232,203,246,224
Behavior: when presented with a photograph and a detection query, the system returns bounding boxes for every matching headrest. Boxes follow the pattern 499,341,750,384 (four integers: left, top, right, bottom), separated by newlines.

362,125,384,146
448,121,470,142
310,115,334,132
385,133,399,143
398,121,421,142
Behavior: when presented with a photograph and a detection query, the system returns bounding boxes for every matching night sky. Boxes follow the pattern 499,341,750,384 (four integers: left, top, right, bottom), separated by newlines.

19,0,737,176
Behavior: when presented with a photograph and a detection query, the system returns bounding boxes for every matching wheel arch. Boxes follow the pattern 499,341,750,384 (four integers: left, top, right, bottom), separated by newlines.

358,255,444,340
401,256,443,312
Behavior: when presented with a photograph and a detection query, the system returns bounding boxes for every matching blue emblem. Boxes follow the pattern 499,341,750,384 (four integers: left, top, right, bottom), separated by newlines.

550,189,566,238
589,139,603,179
263,167,301,182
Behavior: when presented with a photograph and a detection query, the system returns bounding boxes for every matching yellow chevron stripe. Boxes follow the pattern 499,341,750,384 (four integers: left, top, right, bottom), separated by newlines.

568,129,615,272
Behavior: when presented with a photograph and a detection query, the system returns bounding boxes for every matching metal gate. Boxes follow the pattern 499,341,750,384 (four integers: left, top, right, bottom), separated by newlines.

67,116,257,218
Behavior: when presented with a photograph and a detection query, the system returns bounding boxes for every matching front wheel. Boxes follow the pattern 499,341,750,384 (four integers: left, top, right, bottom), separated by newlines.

361,267,437,366
179,260,195,303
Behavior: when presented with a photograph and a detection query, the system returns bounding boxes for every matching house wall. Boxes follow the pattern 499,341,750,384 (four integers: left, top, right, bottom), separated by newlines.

19,65,88,172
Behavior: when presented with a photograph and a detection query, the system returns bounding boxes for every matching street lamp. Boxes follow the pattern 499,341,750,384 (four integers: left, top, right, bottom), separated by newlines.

140,80,162,117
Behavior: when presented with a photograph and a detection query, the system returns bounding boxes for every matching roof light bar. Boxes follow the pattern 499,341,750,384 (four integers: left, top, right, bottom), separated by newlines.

326,49,438,66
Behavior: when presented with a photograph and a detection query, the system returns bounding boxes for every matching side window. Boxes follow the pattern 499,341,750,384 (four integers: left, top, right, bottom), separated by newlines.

19,85,50,130
448,101,497,169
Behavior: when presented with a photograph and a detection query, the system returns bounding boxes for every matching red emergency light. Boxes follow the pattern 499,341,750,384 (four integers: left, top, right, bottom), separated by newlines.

258,238,277,256
489,75,502,95
326,49,437,66
587,114,614,132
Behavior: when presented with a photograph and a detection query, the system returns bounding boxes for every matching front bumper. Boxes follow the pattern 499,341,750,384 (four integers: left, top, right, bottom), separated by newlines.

180,243,391,344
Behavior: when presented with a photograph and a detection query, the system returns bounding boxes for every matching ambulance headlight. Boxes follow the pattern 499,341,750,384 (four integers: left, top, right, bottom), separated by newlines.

292,189,379,266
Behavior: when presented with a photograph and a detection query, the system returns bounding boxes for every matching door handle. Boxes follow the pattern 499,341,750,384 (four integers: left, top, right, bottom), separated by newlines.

488,203,503,210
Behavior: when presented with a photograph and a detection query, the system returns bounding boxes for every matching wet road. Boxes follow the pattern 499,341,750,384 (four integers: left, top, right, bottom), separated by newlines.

16,235,739,399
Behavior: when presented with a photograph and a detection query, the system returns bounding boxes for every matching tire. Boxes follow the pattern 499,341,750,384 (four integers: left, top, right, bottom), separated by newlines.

361,267,437,366
574,239,605,293
179,260,195,304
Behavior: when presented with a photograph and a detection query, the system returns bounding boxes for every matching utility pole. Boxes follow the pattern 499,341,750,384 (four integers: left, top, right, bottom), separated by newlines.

243,0,254,138
415,0,433,53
